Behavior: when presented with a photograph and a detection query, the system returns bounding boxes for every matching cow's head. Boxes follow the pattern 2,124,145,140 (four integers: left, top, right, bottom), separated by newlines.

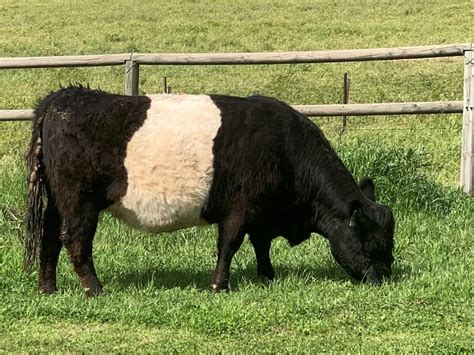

329,177,395,285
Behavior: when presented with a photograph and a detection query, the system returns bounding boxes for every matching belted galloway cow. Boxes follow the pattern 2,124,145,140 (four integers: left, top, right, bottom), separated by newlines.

25,86,394,296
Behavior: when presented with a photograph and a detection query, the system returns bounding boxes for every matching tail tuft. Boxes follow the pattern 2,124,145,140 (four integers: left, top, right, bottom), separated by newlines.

24,108,47,273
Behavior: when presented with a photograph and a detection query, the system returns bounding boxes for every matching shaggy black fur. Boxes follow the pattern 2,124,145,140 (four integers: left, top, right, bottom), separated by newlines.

25,87,394,295
204,95,394,289
26,87,150,295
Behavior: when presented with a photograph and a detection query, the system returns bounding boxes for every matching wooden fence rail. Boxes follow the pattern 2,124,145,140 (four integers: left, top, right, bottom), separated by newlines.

1,101,463,122
293,101,463,116
0,43,472,194
132,44,471,65
0,44,470,69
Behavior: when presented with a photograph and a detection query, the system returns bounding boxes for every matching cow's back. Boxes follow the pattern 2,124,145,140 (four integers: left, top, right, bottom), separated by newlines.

40,87,151,214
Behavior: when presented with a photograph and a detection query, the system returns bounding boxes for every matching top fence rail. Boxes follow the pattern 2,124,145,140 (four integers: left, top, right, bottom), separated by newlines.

0,44,470,69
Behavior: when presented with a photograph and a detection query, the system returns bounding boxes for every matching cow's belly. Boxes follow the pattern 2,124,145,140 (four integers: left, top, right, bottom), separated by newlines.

108,94,222,233
108,183,211,232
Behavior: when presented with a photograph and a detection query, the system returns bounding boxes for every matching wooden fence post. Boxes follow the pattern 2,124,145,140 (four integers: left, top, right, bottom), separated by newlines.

124,60,139,95
461,47,474,195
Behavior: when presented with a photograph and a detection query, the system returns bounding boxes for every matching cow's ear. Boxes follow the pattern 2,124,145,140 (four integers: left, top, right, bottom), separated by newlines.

359,177,376,202
349,200,363,227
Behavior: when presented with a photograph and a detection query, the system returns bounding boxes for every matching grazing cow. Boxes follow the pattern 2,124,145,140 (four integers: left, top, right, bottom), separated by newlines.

25,86,394,296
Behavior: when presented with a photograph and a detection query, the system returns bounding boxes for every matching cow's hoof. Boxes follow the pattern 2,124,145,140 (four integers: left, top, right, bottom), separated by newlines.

211,283,230,293
84,287,104,297
39,285,58,295
258,270,275,282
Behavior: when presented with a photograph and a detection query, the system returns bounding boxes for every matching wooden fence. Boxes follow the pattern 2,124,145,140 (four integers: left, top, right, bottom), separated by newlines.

0,43,472,194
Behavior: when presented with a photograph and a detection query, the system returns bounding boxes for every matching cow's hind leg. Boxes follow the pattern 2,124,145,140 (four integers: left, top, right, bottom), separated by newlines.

60,201,102,297
249,234,275,281
39,200,62,294
212,213,246,292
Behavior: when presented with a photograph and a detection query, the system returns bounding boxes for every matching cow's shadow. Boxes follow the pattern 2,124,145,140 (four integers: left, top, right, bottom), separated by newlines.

112,262,409,291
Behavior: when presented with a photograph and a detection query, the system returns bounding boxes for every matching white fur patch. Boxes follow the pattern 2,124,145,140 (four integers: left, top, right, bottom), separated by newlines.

108,94,222,232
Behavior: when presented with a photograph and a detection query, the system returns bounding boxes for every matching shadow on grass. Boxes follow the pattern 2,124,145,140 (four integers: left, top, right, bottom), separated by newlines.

112,261,406,291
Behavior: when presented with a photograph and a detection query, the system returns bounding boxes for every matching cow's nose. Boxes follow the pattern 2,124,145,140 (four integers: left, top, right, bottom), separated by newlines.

362,266,382,286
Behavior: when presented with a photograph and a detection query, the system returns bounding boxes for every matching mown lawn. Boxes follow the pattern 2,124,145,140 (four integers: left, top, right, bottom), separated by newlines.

0,0,473,352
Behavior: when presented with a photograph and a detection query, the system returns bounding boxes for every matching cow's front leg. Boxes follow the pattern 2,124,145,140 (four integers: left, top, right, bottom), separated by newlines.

249,234,274,281
212,214,245,292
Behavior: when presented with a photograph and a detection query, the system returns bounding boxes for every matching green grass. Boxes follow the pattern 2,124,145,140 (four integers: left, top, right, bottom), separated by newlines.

1,0,473,352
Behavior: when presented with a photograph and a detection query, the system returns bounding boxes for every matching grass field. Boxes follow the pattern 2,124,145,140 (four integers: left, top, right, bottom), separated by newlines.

1,0,473,352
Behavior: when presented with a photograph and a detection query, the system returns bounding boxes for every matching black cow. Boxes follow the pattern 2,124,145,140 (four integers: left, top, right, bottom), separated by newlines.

25,87,394,296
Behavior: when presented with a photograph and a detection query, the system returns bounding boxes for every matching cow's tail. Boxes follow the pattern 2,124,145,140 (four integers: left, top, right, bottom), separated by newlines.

24,95,52,273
